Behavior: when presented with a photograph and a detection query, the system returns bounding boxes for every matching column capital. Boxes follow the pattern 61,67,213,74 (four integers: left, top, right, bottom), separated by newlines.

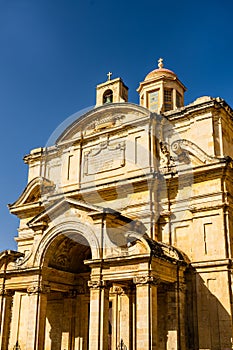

88,279,110,289
110,284,129,295
0,289,14,297
133,275,160,286
177,281,187,293
27,283,50,295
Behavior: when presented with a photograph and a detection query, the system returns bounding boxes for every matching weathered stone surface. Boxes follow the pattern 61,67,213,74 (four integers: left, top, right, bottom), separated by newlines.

2,62,233,349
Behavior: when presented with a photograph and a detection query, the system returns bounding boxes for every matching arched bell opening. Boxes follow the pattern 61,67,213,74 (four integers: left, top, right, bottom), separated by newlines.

103,89,113,104
42,232,92,350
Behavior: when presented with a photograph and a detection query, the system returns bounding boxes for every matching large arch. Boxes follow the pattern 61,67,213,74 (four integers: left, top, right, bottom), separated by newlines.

33,219,100,268
32,219,99,350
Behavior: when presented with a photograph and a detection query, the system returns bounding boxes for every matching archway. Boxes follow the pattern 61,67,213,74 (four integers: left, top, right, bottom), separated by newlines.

103,89,113,104
42,232,92,350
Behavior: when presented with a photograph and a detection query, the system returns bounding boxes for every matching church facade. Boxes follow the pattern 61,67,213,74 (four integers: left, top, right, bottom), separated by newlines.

1,59,233,350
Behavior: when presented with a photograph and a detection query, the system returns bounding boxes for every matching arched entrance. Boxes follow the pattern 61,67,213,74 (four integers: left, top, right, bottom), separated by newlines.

42,232,92,350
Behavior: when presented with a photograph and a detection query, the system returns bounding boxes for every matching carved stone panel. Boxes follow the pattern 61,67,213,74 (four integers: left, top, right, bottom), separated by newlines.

84,141,125,175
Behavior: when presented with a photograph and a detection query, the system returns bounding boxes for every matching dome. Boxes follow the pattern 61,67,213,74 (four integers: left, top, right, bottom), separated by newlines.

144,58,177,81
145,67,177,81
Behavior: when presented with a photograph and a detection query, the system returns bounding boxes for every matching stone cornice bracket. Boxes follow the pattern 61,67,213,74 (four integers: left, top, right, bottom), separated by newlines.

88,279,108,289
27,284,51,295
27,221,48,233
133,275,161,286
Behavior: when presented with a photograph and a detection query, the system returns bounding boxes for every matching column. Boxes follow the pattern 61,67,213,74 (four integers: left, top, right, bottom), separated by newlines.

133,275,159,350
26,283,50,350
0,289,14,350
88,280,109,350
176,282,186,350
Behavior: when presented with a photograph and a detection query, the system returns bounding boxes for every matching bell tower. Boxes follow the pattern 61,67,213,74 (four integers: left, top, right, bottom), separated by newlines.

96,72,128,107
137,58,186,113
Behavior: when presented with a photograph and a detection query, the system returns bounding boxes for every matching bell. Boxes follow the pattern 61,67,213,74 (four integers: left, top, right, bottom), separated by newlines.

106,95,112,103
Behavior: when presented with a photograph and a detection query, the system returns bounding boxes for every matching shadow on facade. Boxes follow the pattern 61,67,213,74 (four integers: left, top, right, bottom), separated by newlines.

186,269,232,350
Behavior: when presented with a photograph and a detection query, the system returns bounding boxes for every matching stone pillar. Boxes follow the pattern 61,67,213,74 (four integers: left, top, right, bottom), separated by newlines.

26,283,50,350
133,275,159,350
88,280,109,350
176,282,186,350
0,289,14,350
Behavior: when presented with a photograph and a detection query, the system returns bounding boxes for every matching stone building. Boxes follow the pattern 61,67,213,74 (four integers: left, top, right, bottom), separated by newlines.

1,59,233,350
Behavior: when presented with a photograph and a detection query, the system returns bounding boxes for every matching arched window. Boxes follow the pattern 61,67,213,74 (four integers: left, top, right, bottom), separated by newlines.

103,89,113,104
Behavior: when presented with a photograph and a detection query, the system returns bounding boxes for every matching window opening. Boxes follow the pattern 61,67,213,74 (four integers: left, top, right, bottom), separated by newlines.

103,89,113,104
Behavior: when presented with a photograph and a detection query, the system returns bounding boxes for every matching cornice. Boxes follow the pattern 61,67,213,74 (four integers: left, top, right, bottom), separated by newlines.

164,97,233,121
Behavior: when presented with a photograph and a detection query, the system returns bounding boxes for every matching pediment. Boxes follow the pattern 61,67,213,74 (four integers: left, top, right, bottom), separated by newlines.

27,197,103,229
27,197,147,246
8,177,54,217
56,103,150,145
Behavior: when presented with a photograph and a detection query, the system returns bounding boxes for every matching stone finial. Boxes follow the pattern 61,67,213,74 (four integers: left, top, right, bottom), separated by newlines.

158,58,164,69
107,72,112,81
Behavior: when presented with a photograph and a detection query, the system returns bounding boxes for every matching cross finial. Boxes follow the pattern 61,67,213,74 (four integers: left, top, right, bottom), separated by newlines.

158,58,164,69
107,72,112,81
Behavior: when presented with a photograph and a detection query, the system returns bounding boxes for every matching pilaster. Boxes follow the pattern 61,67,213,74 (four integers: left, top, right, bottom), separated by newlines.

133,275,160,350
26,283,50,350
88,280,109,350
0,289,14,350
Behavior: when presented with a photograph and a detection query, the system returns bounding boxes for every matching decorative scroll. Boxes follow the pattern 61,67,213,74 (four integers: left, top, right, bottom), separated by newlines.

171,139,217,164
84,141,125,175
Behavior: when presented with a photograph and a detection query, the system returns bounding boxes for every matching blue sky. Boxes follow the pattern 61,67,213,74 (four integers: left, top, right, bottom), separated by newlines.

0,0,233,251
